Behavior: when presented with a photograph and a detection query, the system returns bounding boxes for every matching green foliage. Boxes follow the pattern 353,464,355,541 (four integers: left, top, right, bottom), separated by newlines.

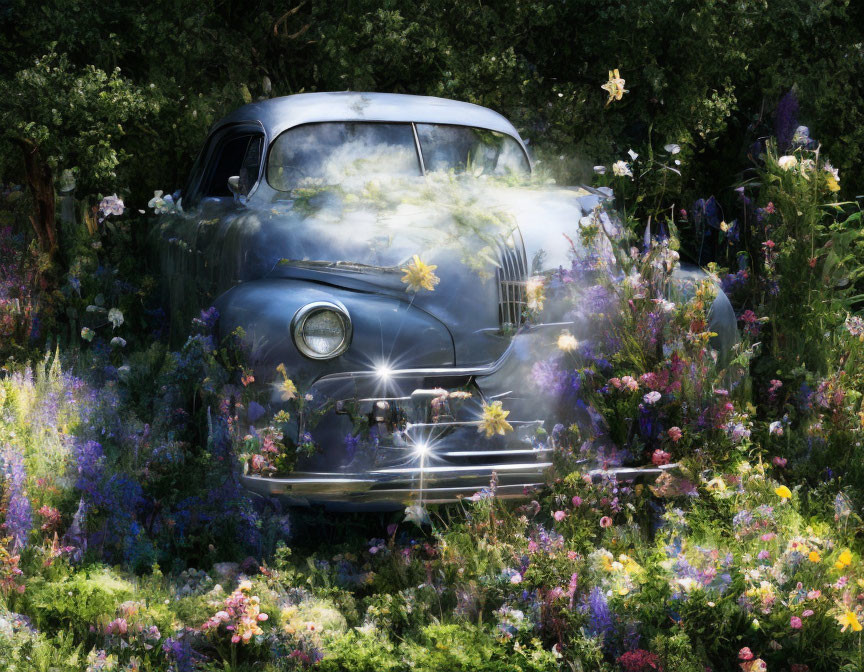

1,0,862,212
23,566,134,636
0,50,155,194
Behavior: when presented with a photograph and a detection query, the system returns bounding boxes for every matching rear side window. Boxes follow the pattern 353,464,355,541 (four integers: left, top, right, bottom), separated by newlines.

415,124,529,176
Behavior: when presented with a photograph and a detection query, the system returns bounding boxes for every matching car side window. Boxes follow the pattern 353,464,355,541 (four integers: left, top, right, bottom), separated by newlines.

202,132,264,199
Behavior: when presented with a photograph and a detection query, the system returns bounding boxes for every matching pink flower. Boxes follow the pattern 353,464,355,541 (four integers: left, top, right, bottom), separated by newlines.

757,550,770,560
567,550,578,560
772,456,787,467
807,590,821,600
652,449,671,466
528,540,538,552
790,616,802,629
554,510,567,522
572,496,583,507
760,533,776,542
609,377,622,389
738,647,754,661
510,573,523,584
106,618,128,635
599,516,613,528
764,202,775,214
621,375,639,391
257,613,269,622
667,426,683,442
802,609,814,617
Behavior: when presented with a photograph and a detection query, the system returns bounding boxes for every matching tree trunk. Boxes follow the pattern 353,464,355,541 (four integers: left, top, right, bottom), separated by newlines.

17,139,58,257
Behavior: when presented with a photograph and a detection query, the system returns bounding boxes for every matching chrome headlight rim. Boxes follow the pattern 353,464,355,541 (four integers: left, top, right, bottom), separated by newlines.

291,301,352,360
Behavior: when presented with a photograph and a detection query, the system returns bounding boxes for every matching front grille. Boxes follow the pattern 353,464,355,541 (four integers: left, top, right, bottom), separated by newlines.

496,231,528,331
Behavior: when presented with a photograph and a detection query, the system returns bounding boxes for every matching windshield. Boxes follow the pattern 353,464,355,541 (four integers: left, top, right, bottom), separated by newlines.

416,124,529,176
266,121,529,192
267,122,421,191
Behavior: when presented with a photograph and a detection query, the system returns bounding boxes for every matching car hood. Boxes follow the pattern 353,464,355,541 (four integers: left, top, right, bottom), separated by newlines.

157,180,613,362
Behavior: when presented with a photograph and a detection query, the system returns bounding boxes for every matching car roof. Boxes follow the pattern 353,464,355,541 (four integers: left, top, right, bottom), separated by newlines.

213,92,526,147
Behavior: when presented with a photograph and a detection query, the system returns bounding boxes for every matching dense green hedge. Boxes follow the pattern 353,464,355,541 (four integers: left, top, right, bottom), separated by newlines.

1,0,862,223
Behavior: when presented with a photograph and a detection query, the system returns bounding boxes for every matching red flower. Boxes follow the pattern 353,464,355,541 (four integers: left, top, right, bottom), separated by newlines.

617,649,663,672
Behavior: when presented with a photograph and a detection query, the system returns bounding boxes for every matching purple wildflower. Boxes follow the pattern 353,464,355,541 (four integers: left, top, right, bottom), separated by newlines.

1,445,32,550
774,91,799,151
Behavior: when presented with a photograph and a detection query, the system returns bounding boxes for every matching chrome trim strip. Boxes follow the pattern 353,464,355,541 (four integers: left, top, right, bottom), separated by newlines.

371,462,552,475
439,448,552,457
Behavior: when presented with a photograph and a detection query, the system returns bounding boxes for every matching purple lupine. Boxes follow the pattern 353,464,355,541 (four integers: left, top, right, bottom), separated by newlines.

773,91,799,151
163,632,206,672
1,445,32,550
585,587,615,640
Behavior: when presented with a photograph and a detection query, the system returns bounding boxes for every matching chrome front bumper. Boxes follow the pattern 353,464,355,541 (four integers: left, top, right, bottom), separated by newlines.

243,341,555,507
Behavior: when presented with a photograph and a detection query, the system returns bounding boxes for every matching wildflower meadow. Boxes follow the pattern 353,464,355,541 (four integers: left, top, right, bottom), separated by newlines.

2,2,864,671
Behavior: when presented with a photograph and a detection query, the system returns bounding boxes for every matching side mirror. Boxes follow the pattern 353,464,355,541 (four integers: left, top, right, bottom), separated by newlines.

227,176,242,195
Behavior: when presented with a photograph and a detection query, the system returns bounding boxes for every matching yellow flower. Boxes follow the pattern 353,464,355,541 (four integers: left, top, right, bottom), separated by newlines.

826,175,841,192
478,400,513,438
557,331,579,352
525,276,546,312
401,255,440,293
280,377,297,401
835,548,853,570
601,68,628,106
808,550,821,563
775,485,792,499
705,476,726,493
838,609,863,632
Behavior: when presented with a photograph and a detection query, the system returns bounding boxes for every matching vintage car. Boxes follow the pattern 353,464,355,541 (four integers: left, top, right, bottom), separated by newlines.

154,92,737,509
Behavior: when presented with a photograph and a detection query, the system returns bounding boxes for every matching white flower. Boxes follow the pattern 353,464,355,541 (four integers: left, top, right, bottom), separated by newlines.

404,504,430,526
792,125,811,146
110,337,127,348
593,165,607,175
99,194,125,218
148,190,176,214
612,160,633,178
643,391,662,405
824,162,840,181
664,143,681,155
769,421,783,436
108,308,124,329
777,155,798,171
628,149,639,161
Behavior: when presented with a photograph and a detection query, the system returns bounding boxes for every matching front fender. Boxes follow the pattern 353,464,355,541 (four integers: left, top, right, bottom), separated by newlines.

214,279,455,386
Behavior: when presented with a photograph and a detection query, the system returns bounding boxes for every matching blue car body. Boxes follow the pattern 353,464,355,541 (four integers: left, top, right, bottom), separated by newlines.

154,92,736,508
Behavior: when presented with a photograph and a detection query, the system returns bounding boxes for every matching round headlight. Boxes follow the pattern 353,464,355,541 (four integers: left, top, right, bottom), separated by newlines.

292,302,352,359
